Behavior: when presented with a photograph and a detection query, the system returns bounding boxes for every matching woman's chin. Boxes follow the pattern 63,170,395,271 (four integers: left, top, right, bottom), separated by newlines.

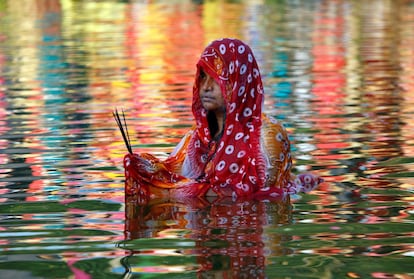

201,103,216,111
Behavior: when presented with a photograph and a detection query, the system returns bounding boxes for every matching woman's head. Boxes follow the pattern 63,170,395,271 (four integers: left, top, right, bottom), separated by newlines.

193,38,264,142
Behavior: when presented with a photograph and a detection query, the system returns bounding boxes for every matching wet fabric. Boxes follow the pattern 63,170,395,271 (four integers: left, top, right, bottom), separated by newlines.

122,38,322,202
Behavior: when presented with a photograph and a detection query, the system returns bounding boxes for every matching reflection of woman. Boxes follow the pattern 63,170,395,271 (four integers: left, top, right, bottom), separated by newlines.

123,197,292,278
120,38,322,201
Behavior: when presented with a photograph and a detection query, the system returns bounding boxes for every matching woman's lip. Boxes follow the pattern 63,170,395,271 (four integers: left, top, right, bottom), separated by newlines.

201,96,215,102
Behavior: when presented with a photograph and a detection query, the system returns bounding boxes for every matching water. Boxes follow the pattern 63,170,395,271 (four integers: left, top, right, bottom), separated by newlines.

0,0,413,278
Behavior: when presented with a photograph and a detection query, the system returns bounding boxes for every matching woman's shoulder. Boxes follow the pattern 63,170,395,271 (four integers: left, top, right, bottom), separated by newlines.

260,113,290,155
261,113,288,135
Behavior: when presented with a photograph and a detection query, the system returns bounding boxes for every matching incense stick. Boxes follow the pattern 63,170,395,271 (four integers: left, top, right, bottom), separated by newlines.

113,108,133,154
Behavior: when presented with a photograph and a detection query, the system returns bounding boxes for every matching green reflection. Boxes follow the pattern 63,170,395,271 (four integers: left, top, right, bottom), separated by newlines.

0,262,72,279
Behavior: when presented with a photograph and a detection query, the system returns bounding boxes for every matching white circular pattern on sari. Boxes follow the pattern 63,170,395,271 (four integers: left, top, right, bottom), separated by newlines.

240,64,247,75
236,182,249,192
235,132,244,140
220,182,228,188
238,45,245,54
243,108,252,117
219,44,226,54
229,61,234,74
225,145,234,154
253,68,259,78
276,132,283,141
248,53,253,63
238,86,245,96
216,160,226,171
195,140,201,148
237,150,246,158
229,163,239,173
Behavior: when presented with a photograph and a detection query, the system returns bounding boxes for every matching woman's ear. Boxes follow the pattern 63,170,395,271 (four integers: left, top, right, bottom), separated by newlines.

199,69,206,79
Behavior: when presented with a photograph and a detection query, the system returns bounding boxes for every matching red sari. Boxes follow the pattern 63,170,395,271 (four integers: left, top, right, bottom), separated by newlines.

121,38,322,203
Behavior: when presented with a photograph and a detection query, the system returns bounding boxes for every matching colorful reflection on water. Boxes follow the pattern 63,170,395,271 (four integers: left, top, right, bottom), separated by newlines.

0,0,413,278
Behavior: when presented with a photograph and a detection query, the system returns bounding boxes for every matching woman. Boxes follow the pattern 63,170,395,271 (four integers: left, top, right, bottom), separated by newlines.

118,38,322,202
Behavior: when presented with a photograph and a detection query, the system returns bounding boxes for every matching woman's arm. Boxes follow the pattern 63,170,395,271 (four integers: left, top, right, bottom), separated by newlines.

164,127,195,174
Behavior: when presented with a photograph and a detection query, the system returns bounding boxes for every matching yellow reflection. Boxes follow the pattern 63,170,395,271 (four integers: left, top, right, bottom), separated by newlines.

126,1,203,148
130,265,190,273
310,0,348,192
357,0,404,160
202,1,245,43
5,0,40,85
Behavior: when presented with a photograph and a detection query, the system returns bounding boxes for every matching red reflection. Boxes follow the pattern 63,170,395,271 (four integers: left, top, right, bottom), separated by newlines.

310,1,348,198
124,196,291,278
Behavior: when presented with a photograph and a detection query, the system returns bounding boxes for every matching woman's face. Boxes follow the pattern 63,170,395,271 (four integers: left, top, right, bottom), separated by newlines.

199,70,225,113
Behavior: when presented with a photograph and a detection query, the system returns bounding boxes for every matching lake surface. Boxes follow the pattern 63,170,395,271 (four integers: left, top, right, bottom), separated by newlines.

0,0,413,278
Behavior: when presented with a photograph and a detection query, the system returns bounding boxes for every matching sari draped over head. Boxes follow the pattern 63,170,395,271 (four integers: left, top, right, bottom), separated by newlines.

121,38,322,202
184,38,266,197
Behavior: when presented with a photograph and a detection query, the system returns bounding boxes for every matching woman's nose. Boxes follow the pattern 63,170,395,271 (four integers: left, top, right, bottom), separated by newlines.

202,76,213,90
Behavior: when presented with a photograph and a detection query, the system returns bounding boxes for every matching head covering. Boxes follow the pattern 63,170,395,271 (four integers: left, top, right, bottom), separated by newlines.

184,38,266,198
